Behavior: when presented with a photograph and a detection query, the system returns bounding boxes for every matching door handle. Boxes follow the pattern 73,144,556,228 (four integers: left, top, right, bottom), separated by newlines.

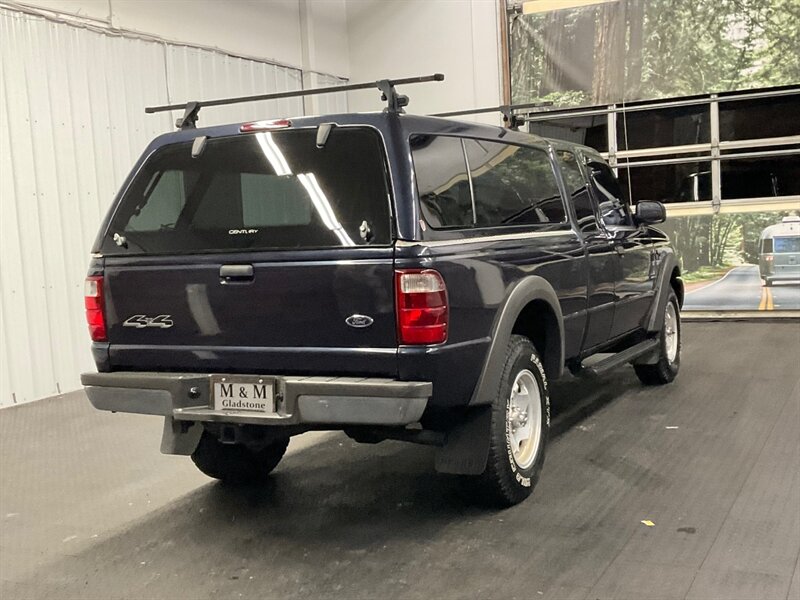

219,264,254,284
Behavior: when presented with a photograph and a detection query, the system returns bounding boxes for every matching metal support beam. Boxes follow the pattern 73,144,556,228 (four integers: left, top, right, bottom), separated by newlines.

710,95,721,213
607,105,618,169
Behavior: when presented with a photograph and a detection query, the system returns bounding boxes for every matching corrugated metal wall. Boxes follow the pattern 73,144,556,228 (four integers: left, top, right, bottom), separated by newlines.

0,7,346,406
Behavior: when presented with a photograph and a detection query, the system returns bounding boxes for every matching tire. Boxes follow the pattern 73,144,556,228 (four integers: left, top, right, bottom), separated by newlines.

475,335,549,507
191,431,289,484
764,278,773,287
634,289,681,386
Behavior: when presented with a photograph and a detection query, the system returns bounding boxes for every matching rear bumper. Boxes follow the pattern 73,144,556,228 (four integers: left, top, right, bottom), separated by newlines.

762,273,800,281
81,372,431,426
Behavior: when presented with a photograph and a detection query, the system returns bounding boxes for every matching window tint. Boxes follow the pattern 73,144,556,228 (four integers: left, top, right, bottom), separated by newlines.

241,174,312,226
464,140,565,227
103,128,391,254
411,135,473,229
587,160,633,227
127,170,185,232
557,151,599,233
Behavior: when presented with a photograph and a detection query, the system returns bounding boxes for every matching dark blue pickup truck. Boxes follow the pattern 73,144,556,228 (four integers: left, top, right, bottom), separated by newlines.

81,79,683,506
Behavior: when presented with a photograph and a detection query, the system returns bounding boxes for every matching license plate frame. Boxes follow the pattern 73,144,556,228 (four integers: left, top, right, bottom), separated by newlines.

211,376,277,413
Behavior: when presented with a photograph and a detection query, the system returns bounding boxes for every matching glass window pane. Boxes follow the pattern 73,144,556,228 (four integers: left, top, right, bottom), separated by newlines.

721,156,800,200
618,161,713,204
774,237,800,253
411,135,473,229
719,95,800,142
659,210,800,312
528,116,608,153
464,140,566,228
127,170,185,232
617,105,710,151
241,174,312,227
104,128,391,254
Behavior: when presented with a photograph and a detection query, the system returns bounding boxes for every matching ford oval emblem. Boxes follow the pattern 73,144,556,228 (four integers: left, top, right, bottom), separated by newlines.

345,314,374,328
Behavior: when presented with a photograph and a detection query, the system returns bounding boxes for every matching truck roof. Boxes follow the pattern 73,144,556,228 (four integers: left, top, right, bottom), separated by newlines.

144,111,595,156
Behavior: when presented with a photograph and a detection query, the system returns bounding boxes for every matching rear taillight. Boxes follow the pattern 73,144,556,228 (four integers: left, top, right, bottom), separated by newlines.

765,255,774,262
395,269,448,345
84,276,107,342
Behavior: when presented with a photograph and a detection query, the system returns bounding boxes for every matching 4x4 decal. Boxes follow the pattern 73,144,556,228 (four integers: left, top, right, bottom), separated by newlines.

123,315,174,329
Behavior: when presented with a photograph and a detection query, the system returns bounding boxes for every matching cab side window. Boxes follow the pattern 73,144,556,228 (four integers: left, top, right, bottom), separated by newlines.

557,151,599,234
587,160,633,228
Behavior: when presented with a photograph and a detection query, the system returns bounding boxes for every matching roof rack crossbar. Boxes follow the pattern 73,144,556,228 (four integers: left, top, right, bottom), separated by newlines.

146,73,445,129
431,100,554,128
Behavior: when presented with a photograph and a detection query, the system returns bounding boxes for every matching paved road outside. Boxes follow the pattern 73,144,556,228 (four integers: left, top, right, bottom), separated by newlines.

684,264,800,311
2,323,799,600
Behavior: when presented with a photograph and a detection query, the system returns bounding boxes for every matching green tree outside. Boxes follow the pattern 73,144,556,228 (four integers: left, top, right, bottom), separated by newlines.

510,0,800,106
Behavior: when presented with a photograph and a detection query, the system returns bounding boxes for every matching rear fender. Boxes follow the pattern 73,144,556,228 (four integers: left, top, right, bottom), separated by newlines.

469,275,564,406
634,252,681,366
435,276,563,475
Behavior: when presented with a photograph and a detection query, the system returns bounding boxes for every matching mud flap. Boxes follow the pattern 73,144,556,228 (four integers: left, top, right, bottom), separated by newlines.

160,416,203,455
632,347,660,365
434,406,492,475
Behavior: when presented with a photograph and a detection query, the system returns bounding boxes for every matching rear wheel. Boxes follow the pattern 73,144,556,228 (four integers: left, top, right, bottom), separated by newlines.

475,335,549,507
634,289,681,385
191,431,289,484
764,278,773,287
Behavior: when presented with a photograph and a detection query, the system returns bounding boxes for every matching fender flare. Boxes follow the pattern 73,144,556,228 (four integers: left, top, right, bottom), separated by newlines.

645,252,682,333
435,276,564,476
469,275,564,406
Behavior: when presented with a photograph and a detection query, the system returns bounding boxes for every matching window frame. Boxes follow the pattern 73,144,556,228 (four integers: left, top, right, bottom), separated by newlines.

553,147,604,237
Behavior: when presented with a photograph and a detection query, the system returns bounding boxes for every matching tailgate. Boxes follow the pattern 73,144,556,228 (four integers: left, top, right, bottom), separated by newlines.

103,250,398,375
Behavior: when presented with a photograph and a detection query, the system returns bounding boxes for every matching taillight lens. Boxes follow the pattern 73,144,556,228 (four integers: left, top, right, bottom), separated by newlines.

395,269,448,345
765,255,774,262
85,276,107,342
239,119,292,132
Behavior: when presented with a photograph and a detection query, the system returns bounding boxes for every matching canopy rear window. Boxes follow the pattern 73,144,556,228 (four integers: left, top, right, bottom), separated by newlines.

102,127,392,254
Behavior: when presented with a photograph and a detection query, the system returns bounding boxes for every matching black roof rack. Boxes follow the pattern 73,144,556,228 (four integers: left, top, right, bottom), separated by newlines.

146,73,445,130
432,100,554,129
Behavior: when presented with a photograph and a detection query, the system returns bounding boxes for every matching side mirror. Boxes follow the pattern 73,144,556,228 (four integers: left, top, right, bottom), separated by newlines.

635,201,666,225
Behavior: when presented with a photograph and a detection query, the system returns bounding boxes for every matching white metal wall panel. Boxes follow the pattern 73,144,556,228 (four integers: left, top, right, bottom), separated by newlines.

307,72,349,116
0,7,337,406
0,8,172,405
164,45,304,127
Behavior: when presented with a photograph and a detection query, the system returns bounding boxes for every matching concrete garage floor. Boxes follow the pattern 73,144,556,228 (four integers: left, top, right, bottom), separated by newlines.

1,322,799,600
